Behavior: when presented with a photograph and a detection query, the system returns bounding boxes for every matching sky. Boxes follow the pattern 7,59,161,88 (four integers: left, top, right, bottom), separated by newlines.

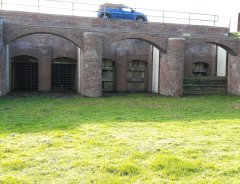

2,0,240,31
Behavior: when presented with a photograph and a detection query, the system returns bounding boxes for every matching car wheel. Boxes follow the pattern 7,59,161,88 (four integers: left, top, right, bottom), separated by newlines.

101,14,110,18
136,16,145,21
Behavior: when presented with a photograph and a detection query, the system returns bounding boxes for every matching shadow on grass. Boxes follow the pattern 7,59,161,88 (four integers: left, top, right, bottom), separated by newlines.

0,94,240,133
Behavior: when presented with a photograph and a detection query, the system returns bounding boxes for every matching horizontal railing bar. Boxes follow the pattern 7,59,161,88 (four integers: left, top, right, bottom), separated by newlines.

162,16,216,22
3,1,100,8
3,3,37,8
3,5,72,12
42,0,98,5
136,7,218,17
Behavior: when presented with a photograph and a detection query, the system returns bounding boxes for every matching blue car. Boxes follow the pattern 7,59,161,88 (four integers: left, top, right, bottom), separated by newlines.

98,3,147,21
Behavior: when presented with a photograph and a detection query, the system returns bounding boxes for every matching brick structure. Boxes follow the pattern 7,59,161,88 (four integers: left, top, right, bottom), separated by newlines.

9,34,151,94
81,32,103,97
228,54,240,95
184,42,217,77
230,12,240,95
160,38,185,96
103,39,151,92
38,46,52,91
0,10,240,97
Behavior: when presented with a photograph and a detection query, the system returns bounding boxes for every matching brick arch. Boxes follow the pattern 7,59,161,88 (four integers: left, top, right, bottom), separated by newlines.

206,42,237,56
190,38,239,56
104,55,149,64
103,57,116,63
51,56,77,62
11,48,38,59
4,26,83,49
127,57,148,63
52,53,77,61
128,59,148,66
11,55,38,62
105,33,168,53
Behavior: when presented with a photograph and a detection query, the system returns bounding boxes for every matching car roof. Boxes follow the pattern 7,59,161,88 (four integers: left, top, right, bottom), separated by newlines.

100,3,127,9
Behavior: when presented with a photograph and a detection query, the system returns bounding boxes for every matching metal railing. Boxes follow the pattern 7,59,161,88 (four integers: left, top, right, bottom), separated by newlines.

0,0,218,26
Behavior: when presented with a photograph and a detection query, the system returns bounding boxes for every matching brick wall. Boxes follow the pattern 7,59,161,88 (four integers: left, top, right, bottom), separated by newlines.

1,10,236,97
228,54,240,95
160,38,185,97
10,33,225,94
10,34,151,93
184,41,217,77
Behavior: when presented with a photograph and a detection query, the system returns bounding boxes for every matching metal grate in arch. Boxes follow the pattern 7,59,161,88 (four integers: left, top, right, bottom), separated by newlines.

11,55,38,92
51,57,77,92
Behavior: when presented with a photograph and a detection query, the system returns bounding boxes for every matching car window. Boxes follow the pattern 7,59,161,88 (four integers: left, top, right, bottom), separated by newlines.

122,7,132,12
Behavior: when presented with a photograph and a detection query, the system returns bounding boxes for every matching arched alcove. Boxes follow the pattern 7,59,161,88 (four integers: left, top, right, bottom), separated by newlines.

105,38,164,93
192,62,209,76
127,60,148,92
102,59,115,92
11,55,38,92
7,33,80,94
51,57,77,92
183,41,234,95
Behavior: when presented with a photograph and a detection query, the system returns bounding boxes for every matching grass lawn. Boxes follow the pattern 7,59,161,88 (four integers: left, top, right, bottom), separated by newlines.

0,94,240,183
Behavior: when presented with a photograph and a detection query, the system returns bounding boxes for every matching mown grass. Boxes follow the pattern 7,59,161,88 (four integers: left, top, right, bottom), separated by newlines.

0,94,240,183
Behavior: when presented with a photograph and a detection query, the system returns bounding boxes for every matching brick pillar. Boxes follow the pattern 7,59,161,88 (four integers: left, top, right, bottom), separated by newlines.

38,46,52,92
160,53,168,95
160,38,185,97
0,19,6,96
115,56,127,92
81,32,103,97
228,54,240,95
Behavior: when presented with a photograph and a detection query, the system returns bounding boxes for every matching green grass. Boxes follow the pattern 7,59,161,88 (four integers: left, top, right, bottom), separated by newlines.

0,94,240,183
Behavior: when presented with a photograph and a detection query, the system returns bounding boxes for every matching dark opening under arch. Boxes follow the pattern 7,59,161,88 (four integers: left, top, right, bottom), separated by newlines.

51,57,77,92
127,60,147,92
102,59,115,92
192,62,209,76
11,55,38,92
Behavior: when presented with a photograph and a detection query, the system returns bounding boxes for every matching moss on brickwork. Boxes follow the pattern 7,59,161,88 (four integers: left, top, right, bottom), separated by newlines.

229,32,240,38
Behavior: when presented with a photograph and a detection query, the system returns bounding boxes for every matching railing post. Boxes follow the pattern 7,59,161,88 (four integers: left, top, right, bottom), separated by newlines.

1,0,3,10
104,6,106,17
189,13,191,25
72,2,74,16
228,19,231,30
38,0,40,13
162,10,165,23
214,15,218,27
